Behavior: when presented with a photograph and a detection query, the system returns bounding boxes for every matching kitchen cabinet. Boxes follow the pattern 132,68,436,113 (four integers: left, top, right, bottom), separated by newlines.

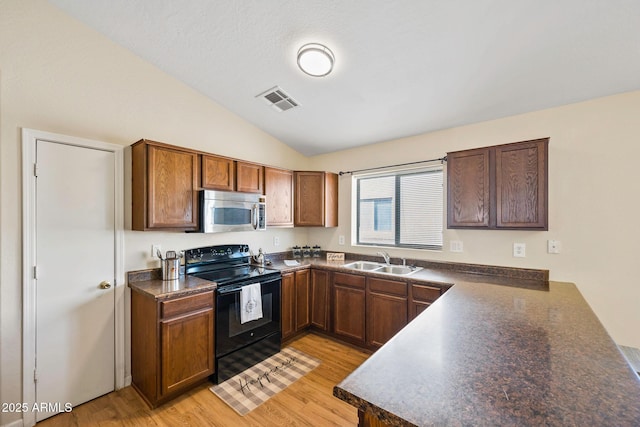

264,167,294,227
409,283,442,320
202,156,264,194
447,137,548,230
281,273,295,340
294,171,338,227
294,269,311,331
332,272,366,346
366,277,408,348
201,154,235,191
282,270,310,340
131,290,214,408
310,269,330,331
236,161,264,194
131,139,199,231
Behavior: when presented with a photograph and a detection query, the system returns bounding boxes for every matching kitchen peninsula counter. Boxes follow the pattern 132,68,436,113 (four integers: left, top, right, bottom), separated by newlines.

332,279,640,426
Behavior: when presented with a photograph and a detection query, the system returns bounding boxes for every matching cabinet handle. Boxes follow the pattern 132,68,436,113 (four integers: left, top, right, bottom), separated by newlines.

99,281,112,289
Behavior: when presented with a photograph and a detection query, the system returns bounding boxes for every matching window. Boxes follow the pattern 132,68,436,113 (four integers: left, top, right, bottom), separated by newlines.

354,167,443,250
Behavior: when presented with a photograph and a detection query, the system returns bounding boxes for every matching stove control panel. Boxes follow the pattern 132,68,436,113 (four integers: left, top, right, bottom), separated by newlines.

184,244,250,266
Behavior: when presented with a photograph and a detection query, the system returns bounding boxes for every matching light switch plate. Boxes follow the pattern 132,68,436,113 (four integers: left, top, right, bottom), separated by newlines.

450,240,463,252
151,244,161,258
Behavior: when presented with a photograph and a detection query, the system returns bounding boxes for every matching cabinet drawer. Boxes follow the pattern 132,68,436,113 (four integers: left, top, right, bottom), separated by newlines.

411,284,441,302
368,278,407,297
161,292,214,319
333,272,365,289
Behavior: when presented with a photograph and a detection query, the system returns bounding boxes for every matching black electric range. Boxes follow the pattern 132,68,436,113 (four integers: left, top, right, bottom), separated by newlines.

184,244,282,383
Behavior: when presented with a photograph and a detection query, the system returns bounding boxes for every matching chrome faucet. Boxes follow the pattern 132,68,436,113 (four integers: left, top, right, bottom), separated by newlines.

377,251,391,265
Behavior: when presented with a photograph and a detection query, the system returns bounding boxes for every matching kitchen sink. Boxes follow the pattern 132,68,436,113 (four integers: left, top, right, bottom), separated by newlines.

343,261,423,276
376,265,422,275
343,261,384,271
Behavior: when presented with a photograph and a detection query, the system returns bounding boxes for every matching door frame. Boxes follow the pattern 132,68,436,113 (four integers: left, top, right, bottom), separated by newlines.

21,128,125,427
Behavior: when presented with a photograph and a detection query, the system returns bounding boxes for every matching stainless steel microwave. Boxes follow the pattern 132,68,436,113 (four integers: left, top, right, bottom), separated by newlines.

199,190,266,233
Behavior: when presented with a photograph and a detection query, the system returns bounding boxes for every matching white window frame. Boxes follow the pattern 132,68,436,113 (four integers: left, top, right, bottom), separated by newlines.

351,165,444,251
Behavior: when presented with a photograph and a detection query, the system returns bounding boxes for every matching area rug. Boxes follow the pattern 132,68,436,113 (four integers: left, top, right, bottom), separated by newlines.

210,347,320,416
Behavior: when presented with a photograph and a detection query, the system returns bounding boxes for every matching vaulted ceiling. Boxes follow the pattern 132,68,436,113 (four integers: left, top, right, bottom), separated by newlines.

49,0,640,155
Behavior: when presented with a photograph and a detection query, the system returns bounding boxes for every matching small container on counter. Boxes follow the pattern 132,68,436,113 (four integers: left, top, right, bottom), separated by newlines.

312,245,321,257
302,245,311,257
292,245,302,258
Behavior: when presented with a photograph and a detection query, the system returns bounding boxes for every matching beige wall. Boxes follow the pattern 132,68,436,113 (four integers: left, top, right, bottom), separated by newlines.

2,0,639,424
309,90,640,351
0,1,308,423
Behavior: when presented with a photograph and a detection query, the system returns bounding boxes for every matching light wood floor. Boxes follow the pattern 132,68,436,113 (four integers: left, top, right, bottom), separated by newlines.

38,333,370,426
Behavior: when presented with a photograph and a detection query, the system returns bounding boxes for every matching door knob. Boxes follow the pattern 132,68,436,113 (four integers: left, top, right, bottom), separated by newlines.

99,281,112,289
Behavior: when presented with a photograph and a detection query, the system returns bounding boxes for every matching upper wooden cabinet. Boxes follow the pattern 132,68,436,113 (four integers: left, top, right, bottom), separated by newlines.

264,167,294,227
294,171,338,227
201,154,235,191
202,156,263,194
132,140,199,231
236,161,264,194
447,138,548,230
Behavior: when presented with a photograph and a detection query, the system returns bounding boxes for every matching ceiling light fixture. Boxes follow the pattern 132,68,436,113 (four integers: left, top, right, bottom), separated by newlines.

297,43,335,77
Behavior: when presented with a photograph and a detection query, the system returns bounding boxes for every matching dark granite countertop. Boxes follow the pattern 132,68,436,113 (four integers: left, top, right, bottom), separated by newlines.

268,256,546,291
332,280,640,426
128,271,216,300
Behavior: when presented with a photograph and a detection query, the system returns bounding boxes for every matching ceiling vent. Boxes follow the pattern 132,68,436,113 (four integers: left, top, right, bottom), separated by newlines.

256,86,299,112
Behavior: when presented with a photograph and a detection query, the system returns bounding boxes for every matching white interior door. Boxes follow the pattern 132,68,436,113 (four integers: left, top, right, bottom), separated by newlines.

35,140,116,421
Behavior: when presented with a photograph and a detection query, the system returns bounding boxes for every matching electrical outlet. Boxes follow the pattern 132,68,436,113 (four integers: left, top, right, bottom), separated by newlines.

450,240,463,252
547,240,561,254
151,244,161,258
513,243,526,258
273,236,280,246
338,235,345,245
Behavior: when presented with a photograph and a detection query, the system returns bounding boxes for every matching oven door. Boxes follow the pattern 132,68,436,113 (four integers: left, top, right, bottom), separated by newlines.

216,275,281,358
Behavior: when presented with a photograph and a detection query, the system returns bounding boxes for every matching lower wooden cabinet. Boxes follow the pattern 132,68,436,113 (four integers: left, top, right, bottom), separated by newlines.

366,278,408,349
409,283,443,320
131,290,215,408
281,273,296,340
332,272,366,346
294,269,311,331
281,270,311,341
310,269,330,331
283,267,446,351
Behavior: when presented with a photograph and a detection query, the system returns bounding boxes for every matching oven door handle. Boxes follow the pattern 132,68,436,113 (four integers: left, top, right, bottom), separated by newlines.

216,276,281,295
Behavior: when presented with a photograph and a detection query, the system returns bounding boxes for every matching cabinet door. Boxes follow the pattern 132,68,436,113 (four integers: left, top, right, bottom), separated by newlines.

237,161,264,194
366,278,408,348
408,283,442,321
294,269,310,331
160,308,214,396
132,141,199,230
332,273,366,345
310,269,330,331
280,273,295,340
294,172,338,227
447,147,490,228
264,167,294,227
495,139,548,229
201,155,235,191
